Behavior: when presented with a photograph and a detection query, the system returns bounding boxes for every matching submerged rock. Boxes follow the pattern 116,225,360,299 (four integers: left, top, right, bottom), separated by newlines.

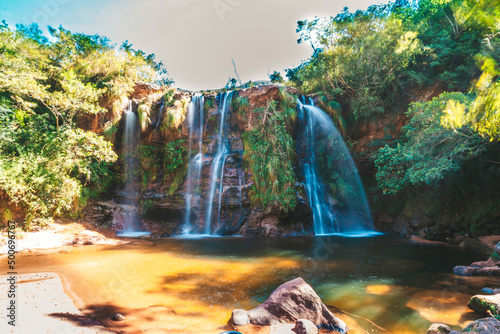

425,323,457,334
453,265,500,276
494,241,500,255
111,313,125,321
481,287,500,295
460,317,500,333
229,277,347,333
468,294,500,316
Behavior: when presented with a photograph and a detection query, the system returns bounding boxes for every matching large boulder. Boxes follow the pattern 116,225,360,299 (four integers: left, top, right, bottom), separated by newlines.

412,213,432,229
229,277,347,333
460,317,500,333
468,294,500,316
393,215,412,236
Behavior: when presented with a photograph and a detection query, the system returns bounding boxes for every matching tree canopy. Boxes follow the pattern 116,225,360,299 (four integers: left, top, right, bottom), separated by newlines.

0,22,170,227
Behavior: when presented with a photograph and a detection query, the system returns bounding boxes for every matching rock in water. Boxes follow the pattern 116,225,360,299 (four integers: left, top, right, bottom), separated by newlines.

453,265,500,276
460,317,500,333
494,241,500,255
468,294,500,316
230,309,249,326
230,277,347,333
111,313,125,321
425,323,457,334
481,287,495,295
293,319,319,334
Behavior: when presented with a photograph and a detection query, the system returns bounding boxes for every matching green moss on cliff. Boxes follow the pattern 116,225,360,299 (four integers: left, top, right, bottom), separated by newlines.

139,139,187,194
162,99,188,130
277,87,297,129
242,100,297,212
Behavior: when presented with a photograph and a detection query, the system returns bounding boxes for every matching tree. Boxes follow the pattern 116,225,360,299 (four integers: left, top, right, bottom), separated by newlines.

269,71,284,84
374,92,488,194
440,0,500,140
0,23,171,227
288,6,420,119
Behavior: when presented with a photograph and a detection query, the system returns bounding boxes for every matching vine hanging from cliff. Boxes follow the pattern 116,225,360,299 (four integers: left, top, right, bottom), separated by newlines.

242,100,297,213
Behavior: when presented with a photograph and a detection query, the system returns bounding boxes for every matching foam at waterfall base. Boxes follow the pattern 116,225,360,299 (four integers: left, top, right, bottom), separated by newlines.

175,233,222,239
117,231,151,237
316,231,384,238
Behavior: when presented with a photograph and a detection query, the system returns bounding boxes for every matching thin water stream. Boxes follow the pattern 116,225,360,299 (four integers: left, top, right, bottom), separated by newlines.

2,236,496,334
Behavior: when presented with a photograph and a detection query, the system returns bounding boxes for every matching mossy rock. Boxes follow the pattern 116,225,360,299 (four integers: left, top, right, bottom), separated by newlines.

468,294,500,316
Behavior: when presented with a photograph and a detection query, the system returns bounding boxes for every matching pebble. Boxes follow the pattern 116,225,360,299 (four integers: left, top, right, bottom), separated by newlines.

111,313,126,321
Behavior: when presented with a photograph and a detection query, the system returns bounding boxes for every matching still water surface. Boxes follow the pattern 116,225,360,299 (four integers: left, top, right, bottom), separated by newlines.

7,235,500,333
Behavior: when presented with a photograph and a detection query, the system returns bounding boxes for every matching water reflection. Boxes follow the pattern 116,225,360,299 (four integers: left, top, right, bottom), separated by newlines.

4,235,498,334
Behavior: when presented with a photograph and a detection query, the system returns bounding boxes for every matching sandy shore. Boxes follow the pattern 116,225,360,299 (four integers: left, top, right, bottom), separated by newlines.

0,222,127,333
0,222,124,254
0,273,118,334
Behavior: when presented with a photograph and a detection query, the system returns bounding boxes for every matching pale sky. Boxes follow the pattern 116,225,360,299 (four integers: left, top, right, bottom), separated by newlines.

1,0,383,91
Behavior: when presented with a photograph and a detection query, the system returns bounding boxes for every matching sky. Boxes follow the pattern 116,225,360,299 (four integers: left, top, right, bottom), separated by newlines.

1,0,381,91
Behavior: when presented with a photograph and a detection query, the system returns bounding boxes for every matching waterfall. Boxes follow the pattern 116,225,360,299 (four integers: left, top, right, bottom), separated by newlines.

183,94,205,234
204,91,233,234
297,99,379,236
155,98,164,128
119,101,149,236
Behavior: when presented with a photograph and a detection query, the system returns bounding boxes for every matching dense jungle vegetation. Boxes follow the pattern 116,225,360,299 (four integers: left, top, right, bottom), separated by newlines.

285,0,500,234
0,21,169,227
0,0,499,235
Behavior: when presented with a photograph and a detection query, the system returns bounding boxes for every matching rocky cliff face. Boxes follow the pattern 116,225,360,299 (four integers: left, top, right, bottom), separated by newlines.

80,82,454,238
88,84,314,237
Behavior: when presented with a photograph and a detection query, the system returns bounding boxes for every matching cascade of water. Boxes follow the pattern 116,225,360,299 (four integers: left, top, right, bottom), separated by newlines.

155,99,164,128
204,91,233,234
120,101,142,234
297,99,378,236
183,94,205,234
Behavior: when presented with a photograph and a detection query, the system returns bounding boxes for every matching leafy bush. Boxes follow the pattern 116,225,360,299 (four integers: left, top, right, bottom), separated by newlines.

374,92,486,194
138,140,187,195
288,8,420,119
242,101,297,212
0,22,167,227
0,109,117,226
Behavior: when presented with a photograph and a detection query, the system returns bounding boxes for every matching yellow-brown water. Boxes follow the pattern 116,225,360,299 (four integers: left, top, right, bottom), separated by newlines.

2,236,499,333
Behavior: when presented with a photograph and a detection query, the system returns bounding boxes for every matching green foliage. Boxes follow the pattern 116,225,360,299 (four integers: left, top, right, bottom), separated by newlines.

137,102,152,132
164,140,187,176
103,120,119,142
288,8,420,119
225,77,238,90
138,140,187,194
242,101,297,212
0,108,117,225
163,98,188,130
139,198,153,215
287,0,500,121
374,92,488,194
204,97,214,111
0,22,168,227
163,88,175,107
138,145,159,187
164,140,188,194
233,95,250,123
277,87,297,130
269,71,285,84
442,56,500,141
